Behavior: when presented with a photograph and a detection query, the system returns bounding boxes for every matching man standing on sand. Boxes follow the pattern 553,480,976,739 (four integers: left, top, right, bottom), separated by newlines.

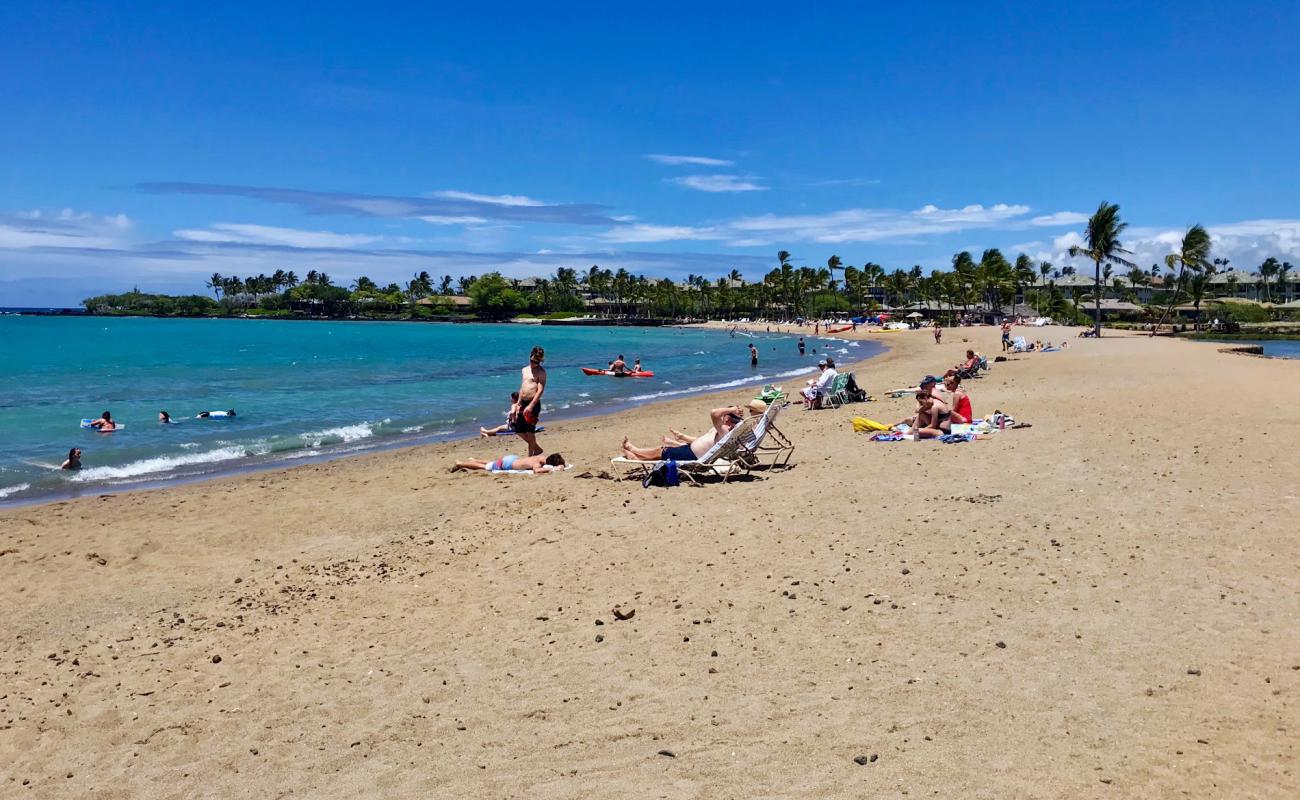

510,346,547,456
1001,320,1012,352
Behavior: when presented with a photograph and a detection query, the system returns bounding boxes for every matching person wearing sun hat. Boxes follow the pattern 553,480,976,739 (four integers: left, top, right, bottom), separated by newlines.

801,359,838,409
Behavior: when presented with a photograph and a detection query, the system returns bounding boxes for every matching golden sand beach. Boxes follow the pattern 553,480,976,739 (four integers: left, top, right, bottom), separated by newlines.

2,327,1297,798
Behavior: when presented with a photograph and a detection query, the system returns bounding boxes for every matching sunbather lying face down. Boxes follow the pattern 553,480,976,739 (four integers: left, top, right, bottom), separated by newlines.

620,402,763,462
451,453,566,473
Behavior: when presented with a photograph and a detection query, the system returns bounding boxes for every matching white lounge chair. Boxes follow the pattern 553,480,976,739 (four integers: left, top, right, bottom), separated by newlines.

745,400,795,469
612,415,760,484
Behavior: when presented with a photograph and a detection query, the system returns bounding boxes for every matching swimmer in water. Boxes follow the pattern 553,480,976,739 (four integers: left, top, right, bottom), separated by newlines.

89,411,115,431
61,447,83,470
159,410,172,423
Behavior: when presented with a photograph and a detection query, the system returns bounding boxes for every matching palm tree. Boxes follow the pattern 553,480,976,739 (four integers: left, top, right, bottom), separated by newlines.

206,273,224,300
1152,224,1212,334
826,255,843,294
1278,262,1294,302
1068,202,1135,336
1258,257,1279,302
1187,271,1211,326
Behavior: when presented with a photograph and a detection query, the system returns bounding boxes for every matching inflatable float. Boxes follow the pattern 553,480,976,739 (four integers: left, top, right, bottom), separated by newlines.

80,419,124,430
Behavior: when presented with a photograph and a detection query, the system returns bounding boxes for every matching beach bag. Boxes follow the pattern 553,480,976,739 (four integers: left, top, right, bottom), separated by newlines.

643,459,680,488
852,417,891,433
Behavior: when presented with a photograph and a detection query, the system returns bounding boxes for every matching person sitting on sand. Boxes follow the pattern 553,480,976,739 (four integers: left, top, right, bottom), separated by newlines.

481,392,521,437
451,453,566,473
61,447,82,470
620,401,764,462
89,411,115,431
159,410,172,424
894,391,951,439
944,374,973,424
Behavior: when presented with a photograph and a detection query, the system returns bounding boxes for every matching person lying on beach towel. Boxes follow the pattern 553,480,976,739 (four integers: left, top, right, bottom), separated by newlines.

451,453,566,474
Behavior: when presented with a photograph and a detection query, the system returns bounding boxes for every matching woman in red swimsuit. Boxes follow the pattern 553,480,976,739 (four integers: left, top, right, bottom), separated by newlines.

944,374,973,424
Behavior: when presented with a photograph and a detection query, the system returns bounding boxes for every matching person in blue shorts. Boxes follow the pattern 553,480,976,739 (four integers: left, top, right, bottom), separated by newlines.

619,401,764,462
450,452,566,473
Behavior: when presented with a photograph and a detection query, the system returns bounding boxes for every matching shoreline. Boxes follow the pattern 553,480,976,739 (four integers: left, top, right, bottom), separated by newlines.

0,324,880,510
2,325,1297,797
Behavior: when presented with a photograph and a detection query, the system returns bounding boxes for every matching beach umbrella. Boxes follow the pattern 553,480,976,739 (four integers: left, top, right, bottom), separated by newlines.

905,312,923,318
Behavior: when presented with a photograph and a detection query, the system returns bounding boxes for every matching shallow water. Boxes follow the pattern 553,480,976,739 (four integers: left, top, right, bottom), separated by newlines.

0,317,881,503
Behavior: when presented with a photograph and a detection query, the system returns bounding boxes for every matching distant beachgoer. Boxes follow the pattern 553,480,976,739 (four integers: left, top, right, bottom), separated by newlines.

510,346,547,456
159,410,172,424
749,343,759,367
620,402,762,462
814,321,820,335
89,411,115,431
1001,321,1012,352
61,447,82,470
946,350,979,378
451,453,566,473
480,392,521,437
798,337,805,356
944,375,973,424
934,324,943,344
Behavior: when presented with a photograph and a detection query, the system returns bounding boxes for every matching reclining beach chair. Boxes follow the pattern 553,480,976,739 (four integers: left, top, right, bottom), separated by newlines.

746,400,795,469
611,415,761,485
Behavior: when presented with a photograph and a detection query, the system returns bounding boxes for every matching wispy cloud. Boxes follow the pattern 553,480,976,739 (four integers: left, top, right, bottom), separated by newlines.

0,209,132,249
136,183,615,226
645,154,735,166
808,178,882,188
173,223,385,249
428,190,546,207
600,223,723,244
1029,211,1089,227
668,174,767,193
717,203,1034,245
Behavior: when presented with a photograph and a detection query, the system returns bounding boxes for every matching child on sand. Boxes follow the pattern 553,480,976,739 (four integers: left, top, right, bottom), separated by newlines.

480,393,521,437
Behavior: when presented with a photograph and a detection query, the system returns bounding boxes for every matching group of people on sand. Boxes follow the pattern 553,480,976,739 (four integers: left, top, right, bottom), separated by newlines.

892,371,975,440
459,343,774,474
458,346,563,473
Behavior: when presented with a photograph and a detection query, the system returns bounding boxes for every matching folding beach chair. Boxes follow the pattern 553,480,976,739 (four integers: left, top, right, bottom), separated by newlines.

611,415,760,485
746,400,795,469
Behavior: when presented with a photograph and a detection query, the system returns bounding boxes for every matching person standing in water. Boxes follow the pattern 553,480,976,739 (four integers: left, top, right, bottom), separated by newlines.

510,346,547,456
798,337,806,356
749,343,759,367
61,447,83,470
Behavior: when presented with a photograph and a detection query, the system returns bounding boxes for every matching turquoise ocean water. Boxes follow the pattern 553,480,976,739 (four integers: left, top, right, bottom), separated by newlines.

1224,339,1300,358
0,317,881,504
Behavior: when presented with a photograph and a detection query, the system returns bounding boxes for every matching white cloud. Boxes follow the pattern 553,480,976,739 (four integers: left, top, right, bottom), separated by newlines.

600,223,723,244
1029,211,1089,227
418,215,489,225
646,153,735,166
719,203,1033,245
430,189,546,207
173,223,383,249
669,174,767,193
0,209,133,249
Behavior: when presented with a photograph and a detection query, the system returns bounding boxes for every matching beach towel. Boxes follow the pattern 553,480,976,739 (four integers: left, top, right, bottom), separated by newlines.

495,464,573,475
852,417,891,433
870,432,905,442
938,433,975,444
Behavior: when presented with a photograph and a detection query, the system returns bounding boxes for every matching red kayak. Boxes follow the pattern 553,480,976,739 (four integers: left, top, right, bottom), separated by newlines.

581,368,655,377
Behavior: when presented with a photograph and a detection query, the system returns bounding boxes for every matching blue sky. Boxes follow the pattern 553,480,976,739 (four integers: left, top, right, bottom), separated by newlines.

2,1,1299,305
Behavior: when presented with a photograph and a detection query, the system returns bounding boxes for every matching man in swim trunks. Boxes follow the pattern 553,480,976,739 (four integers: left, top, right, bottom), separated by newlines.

451,452,566,473
1001,320,1012,351
749,343,758,367
619,401,763,462
511,346,547,456
798,337,805,355
610,354,628,375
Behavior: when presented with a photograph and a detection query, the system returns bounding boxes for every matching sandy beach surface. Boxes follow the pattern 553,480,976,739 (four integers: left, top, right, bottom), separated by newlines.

2,326,1297,799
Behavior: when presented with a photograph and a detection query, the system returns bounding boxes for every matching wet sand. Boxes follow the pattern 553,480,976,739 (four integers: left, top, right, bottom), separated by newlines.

2,326,1297,798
